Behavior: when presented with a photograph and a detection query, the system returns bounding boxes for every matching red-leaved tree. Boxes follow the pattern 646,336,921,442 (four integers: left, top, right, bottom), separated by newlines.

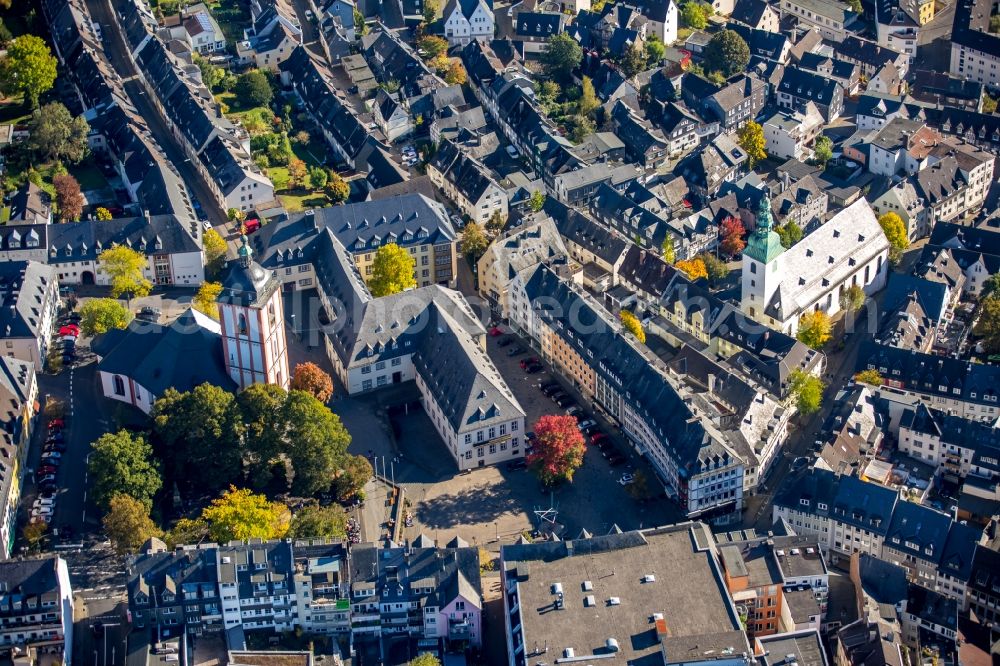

719,215,746,257
527,414,586,484
290,362,334,403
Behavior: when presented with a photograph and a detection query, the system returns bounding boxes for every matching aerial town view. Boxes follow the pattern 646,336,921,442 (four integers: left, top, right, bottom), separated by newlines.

0,0,998,663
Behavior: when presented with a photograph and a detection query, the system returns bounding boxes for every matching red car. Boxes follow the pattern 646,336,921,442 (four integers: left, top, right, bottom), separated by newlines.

520,356,540,370
48,419,64,429
38,465,58,475
590,432,607,444
58,324,80,337
489,326,504,337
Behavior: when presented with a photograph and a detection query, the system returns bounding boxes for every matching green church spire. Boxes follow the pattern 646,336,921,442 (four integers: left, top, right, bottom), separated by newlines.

743,195,785,264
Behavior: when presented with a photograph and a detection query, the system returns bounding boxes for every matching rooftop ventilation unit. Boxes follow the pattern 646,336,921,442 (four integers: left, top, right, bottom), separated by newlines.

643,574,656,583
608,597,621,606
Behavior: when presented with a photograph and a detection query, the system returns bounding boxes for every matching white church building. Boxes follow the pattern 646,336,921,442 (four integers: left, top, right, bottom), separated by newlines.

740,197,891,335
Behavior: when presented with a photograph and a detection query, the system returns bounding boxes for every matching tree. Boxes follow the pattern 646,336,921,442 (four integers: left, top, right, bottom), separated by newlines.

680,0,711,28
284,390,353,496
235,69,273,107
289,503,348,538
776,221,803,248
418,35,449,60
974,296,1000,352
789,370,824,415
719,215,746,257
541,33,583,83
79,298,133,336
527,414,586,484
984,94,998,114
288,157,308,189
459,222,489,258
796,310,832,349
203,228,228,278
354,8,369,35
228,207,246,223
193,282,222,319
839,284,866,312
409,655,441,666
369,243,417,296
619,44,647,78
878,212,909,265
28,103,89,163
0,35,57,108
22,521,47,551
700,252,729,284
645,34,666,66
444,60,467,85
423,0,440,22
290,362,334,402
334,454,373,501
96,207,113,221
103,495,163,555
736,120,767,168
579,76,600,118
166,517,210,548
847,0,862,12
619,310,646,343
814,135,833,166
200,486,291,542
568,114,595,143
99,245,152,302
196,55,225,90
703,30,750,78
676,257,708,280
309,165,328,190
89,430,163,510
485,210,506,234
53,174,84,222
528,190,546,212
855,369,883,385
153,384,243,492
662,235,676,263
982,273,1000,301
237,383,289,488
327,171,350,203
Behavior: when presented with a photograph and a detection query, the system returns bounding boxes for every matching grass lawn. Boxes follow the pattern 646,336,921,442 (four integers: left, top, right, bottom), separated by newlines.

0,96,33,126
267,166,289,190
71,160,110,191
0,206,10,223
267,167,334,212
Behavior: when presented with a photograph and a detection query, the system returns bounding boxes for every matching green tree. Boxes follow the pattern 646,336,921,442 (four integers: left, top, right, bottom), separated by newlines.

878,212,909,265
444,60,467,85
662,235,676,263
327,171,350,203
89,430,163,511
460,221,489,258
981,273,1000,300
839,284,865,312
737,120,767,167
855,369,883,385
290,362,334,402
237,383,289,489
579,76,600,117
703,30,750,78
95,207,113,221
680,0,711,28
334,455,373,501
423,0,440,22
847,0,862,12
418,35,449,60
288,503,348,538
619,44,647,78
814,135,833,166
619,310,646,343
165,517,210,548
700,252,729,284
645,34,665,66
28,103,89,163
354,9,369,35
284,390,353,496
203,228,228,278
541,33,583,82
103,495,163,555
153,384,244,492
79,298,133,336
201,486,291,542
193,282,222,320
485,210,507,234
0,35,57,108
528,190,546,212
776,221,803,248
789,370,824,415
568,114,595,143
99,245,152,302
309,165,328,190
796,310,832,349
235,69,274,107
228,207,246,223
974,296,1000,353
984,94,998,114
369,243,417,296
195,55,225,89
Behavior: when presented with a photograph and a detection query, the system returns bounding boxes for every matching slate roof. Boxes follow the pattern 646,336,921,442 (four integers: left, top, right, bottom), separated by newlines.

952,0,1000,58
882,273,949,322
773,467,897,535
777,67,841,105
929,221,1000,256
428,138,501,205
9,183,51,225
731,0,775,27
0,261,56,340
93,309,236,396
730,23,787,61
349,541,481,608
545,198,629,266
0,557,63,613
514,11,567,38
45,215,200,265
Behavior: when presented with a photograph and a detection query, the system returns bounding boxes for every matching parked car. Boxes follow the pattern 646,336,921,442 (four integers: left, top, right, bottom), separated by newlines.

37,465,57,476
43,442,66,453
137,306,161,322
525,363,544,374
619,473,635,486
489,326,504,337
520,356,540,369
497,335,514,347
30,511,52,523
540,382,560,395
507,345,526,357
48,419,64,429
41,451,62,460
554,395,574,408
506,459,528,471
34,496,55,507
566,405,583,417
590,431,607,444
577,419,597,431
46,431,63,442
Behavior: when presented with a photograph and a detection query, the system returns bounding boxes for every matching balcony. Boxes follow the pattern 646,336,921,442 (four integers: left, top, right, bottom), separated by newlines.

449,620,473,640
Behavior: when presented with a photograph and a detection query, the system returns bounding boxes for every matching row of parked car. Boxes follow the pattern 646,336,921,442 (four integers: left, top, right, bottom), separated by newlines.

57,313,81,365
31,418,65,524
538,381,628,466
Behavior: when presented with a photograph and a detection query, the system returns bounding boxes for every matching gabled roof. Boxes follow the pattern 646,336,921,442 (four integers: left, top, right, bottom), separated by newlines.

0,261,57,340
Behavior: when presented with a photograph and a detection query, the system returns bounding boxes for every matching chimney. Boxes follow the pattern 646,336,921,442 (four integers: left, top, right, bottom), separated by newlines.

144,209,151,225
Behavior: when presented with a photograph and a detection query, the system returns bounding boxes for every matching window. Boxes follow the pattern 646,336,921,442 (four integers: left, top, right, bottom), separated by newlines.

238,314,248,335
113,375,126,396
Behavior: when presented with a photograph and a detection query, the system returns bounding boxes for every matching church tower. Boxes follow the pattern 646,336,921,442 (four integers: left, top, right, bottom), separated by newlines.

216,235,290,389
740,196,786,324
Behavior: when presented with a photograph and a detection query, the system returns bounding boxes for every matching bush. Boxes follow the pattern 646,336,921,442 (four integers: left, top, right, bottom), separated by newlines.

234,70,274,108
